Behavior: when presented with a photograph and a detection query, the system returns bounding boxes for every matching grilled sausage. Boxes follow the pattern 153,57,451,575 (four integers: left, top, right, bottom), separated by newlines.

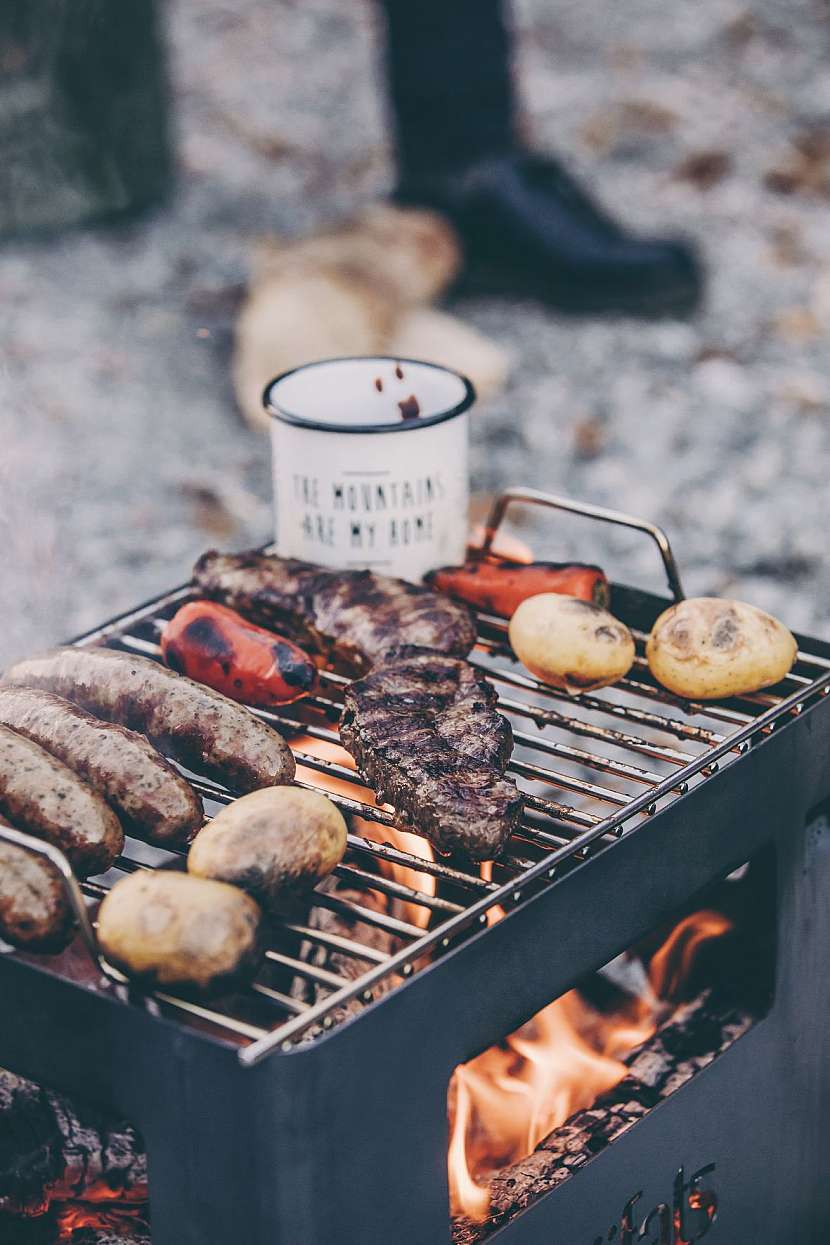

0,688,203,846
2,647,295,794
97,870,265,995
188,788,347,913
0,726,123,876
161,601,317,707
0,817,75,951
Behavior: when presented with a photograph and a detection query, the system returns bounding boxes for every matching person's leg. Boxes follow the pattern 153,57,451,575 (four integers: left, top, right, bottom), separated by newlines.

380,0,702,317
384,0,515,180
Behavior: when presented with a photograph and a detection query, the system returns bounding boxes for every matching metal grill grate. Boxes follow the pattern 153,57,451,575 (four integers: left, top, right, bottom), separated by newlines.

3,491,830,1066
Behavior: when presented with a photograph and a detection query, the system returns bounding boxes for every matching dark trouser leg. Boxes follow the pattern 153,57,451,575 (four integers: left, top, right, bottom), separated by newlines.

381,0,516,180
378,0,703,316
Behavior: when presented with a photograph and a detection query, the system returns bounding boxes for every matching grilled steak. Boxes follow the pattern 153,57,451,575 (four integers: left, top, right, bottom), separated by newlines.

193,550,477,676
340,649,522,859
2,647,295,794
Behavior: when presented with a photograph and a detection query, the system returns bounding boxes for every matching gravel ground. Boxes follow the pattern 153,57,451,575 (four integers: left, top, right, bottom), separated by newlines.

2,0,830,665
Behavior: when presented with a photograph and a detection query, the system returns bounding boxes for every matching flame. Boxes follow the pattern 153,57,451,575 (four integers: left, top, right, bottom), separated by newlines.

479,861,507,928
448,910,732,1221
291,733,436,930
467,526,533,563
648,909,732,1001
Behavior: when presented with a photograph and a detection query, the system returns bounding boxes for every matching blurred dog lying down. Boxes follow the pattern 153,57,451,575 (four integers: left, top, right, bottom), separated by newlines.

232,205,511,430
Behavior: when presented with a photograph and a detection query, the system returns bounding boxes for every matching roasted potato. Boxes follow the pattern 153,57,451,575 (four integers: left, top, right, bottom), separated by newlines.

508,594,635,693
646,597,797,700
188,787,347,913
97,870,264,995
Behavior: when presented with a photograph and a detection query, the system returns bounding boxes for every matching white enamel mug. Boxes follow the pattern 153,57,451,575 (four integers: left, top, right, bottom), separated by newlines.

265,357,474,582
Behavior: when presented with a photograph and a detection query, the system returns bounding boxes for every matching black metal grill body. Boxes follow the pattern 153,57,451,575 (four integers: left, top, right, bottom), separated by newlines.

1,586,829,1245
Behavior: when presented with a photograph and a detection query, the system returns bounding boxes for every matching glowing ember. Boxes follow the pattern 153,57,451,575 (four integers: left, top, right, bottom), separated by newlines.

54,1201,148,1241
447,909,732,1221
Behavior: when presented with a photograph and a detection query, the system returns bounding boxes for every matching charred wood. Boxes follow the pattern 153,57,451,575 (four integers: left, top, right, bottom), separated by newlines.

452,992,753,1243
55,1211,152,1245
0,1071,147,1217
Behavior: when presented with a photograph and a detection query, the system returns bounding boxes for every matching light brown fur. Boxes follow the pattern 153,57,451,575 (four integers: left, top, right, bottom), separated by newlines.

233,204,510,429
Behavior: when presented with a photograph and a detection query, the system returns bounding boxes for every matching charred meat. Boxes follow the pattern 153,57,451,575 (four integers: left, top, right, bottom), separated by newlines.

0,816,75,951
340,649,522,860
0,726,124,876
193,550,477,676
0,687,203,846
2,647,295,794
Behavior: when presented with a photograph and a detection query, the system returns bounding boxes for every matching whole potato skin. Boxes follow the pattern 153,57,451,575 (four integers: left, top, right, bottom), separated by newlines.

508,594,635,694
646,597,797,700
188,787,347,913
97,870,264,995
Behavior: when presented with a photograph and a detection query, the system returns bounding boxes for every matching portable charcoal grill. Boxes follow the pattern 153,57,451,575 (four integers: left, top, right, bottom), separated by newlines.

1,489,830,1245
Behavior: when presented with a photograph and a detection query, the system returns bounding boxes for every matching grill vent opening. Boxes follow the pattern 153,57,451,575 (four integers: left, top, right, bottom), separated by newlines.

447,849,775,1241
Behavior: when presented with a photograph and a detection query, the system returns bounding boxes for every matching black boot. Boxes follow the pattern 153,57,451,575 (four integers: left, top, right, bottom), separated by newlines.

395,154,703,317
381,0,703,317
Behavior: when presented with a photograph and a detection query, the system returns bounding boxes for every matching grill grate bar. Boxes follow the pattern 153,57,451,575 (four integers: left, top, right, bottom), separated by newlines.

497,695,697,766
250,983,310,1014
280,922,390,965
509,756,630,806
510,729,663,787
264,950,350,990
344,835,496,892
311,890,423,940
333,862,465,915
470,658,726,746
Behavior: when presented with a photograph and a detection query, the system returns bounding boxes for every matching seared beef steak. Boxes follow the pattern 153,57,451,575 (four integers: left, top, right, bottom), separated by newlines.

340,650,522,860
193,551,477,677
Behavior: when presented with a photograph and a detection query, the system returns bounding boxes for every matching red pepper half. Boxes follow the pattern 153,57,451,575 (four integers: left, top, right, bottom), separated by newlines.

162,601,317,707
426,560,609,617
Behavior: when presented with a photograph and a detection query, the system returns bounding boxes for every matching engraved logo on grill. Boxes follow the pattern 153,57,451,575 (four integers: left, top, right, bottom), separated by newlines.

591,1164,717,1244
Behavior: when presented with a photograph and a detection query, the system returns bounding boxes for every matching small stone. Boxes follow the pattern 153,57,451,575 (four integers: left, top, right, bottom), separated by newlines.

694,357,756,411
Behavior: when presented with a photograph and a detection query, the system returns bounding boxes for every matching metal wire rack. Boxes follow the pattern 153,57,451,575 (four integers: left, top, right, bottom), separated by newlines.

2,490,829,1067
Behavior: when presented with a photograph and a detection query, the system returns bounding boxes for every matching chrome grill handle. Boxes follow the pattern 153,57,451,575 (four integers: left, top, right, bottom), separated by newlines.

477,487,685,602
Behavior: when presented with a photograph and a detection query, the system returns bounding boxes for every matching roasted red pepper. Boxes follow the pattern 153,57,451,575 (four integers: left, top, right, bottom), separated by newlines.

162,601,316,706
425,560,609,617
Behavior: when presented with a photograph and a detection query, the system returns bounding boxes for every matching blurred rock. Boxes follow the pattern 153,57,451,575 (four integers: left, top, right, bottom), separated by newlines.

0,0,172,238
672,151,731,190
693,358,756,411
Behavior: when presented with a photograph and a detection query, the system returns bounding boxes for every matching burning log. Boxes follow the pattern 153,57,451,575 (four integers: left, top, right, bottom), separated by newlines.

0,1070,147,1217
451,992,752,1243
64,1232,152,1245
53,1203,152,1245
